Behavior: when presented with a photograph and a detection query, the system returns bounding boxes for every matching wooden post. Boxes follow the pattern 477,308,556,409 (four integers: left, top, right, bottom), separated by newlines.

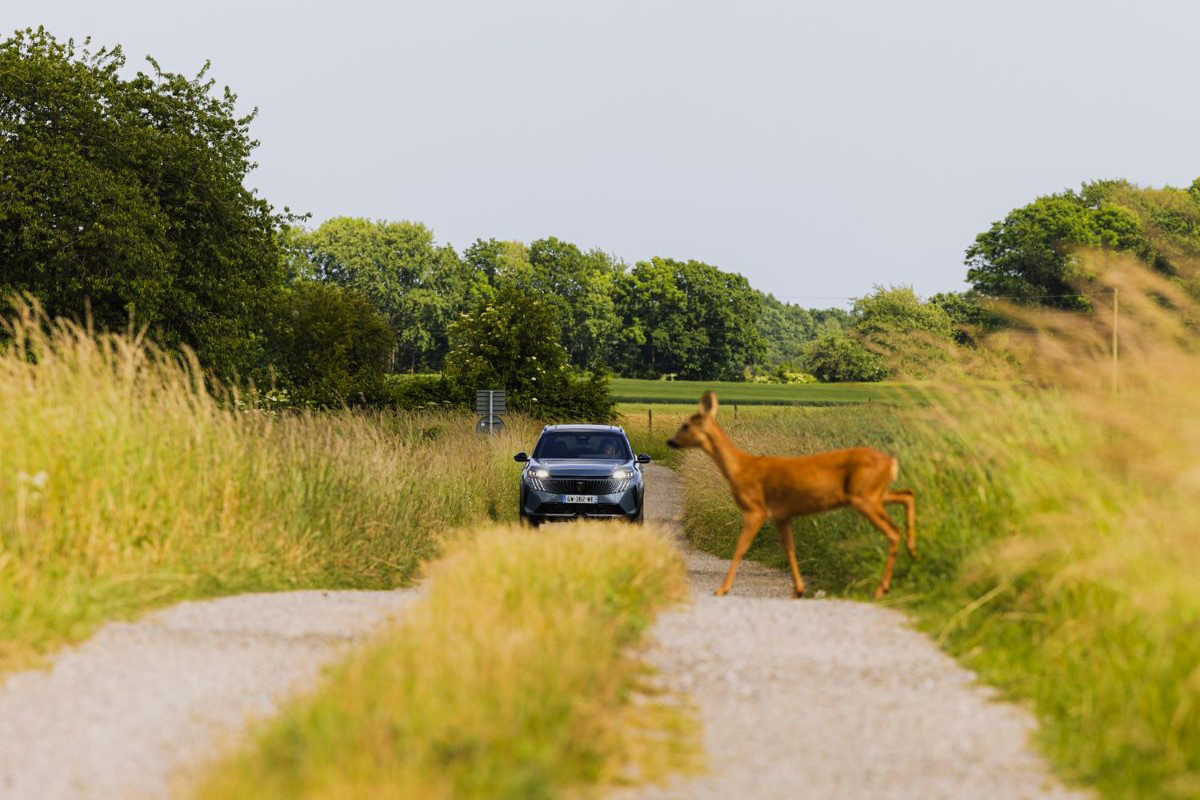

648,407,653,434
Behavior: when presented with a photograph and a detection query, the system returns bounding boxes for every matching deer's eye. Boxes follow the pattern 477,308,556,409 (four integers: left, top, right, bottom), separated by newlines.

681,423,689,430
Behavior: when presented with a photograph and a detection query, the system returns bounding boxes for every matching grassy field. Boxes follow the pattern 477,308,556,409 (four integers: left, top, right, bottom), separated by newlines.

675,265,1200,798
610,377,911,406
0,305,536,671
615,402,830,466
195,523,696,800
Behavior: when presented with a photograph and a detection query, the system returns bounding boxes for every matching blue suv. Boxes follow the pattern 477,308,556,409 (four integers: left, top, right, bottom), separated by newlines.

514,425,651,525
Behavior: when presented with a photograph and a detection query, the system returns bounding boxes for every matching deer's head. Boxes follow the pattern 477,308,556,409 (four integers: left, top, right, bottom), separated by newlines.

666,391,720,450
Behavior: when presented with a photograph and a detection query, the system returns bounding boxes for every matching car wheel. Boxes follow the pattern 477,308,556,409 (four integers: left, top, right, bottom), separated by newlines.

632,494,644,524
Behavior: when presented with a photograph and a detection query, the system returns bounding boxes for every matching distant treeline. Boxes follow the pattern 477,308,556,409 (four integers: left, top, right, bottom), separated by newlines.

3,28,1200,408
283,220,854,380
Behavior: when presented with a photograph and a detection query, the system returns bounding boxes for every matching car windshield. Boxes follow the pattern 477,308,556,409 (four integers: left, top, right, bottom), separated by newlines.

534,431,631,460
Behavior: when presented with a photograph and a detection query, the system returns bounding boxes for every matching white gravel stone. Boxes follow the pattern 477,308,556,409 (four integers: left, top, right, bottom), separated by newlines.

616,464,1089,800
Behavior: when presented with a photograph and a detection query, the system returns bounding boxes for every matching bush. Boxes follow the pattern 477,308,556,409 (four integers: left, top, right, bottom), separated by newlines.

383,374,460,410
262,281,393,407
445,284,615,421
744,363,818,384
800,331,887,382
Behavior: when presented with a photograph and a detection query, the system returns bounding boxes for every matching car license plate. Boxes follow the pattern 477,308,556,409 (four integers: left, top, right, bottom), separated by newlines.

563,494,598,504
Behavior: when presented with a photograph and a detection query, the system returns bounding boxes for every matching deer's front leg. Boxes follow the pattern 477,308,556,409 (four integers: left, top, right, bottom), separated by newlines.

715,510,766,596
777,518,806,598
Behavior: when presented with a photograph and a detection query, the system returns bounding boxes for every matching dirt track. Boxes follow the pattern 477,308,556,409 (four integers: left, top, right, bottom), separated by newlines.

617,464,1087,800
0,590,417,799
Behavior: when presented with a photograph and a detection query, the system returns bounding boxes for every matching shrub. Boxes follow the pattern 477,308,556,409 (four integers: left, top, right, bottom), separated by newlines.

383,374,460,410
800,331,887,382
445,284,615,421
262,281,393,407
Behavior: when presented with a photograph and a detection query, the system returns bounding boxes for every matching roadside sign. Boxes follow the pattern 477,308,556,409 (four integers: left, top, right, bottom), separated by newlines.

474,389,507,415
475,389,505,434
476,415,505,434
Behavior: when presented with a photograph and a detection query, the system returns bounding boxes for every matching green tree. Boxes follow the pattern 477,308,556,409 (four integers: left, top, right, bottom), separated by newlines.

0,28,285,375
462,238,534,286
965,180,1165,308
756,293,819,365
262,282,394,407
851,286,955,378
928,291,1003,345
853,286,954,340
444,284,614,420
800,331,886,382
610,258,765,380
526,237,621,366
287,218,486,371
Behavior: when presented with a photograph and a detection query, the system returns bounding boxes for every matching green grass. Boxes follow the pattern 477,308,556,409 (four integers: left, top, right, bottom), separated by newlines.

194,522,697,800
610,377,911,406
0,306,537,671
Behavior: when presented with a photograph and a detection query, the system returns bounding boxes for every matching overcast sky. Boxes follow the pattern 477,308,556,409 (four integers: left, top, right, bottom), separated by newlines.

6,1,1199,306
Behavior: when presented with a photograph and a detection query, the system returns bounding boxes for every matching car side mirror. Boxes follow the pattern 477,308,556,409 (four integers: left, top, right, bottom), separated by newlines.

513,452,528,463
636,453,652,464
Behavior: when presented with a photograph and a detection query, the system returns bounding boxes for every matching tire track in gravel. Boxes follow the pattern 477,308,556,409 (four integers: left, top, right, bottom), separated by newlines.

619,464,1088,800
0,589,418,800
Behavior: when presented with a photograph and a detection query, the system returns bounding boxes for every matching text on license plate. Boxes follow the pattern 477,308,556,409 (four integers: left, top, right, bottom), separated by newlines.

563,494,598,504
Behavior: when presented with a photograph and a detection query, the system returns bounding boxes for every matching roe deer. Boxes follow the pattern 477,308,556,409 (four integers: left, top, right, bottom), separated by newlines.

667,391,915,599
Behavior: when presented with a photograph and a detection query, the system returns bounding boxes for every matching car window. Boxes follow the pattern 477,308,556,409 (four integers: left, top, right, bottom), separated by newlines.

534,432,631,460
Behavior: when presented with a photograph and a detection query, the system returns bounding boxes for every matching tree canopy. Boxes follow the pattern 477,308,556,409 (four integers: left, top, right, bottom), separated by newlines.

0,28,285,375
284,218,486,371
262,281,394,407
965,179,1200,308
443,283,613,420
608,257,766,380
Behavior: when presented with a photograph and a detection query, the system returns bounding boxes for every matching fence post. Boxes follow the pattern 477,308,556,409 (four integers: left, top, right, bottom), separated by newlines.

648,407,653,434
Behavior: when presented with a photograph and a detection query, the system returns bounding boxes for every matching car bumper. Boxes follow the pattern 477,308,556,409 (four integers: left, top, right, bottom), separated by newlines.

522,485,641,521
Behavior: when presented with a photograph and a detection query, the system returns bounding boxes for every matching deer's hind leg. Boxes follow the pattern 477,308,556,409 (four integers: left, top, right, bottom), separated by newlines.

884,489,916,557
777,518,806,598
851,500,903,600
715,509,765,596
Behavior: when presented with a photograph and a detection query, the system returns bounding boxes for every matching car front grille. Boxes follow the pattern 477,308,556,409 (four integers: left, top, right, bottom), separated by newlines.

537,503,627,517
528,476,630,494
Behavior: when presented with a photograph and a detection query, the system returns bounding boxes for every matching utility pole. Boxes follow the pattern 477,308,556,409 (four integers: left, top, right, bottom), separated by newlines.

1111,287,1119,394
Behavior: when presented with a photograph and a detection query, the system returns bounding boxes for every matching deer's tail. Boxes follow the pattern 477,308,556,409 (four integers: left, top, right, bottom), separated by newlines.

890,457,899,483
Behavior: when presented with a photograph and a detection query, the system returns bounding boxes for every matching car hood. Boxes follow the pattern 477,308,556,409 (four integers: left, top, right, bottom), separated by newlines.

532,459,632,477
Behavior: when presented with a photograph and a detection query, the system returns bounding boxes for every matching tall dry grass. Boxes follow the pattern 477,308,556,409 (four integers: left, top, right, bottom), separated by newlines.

0,301,536,670
194,522,695,800
677,255,1200,797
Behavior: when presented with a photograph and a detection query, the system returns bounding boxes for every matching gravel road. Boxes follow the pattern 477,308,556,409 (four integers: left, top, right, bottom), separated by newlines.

0,589,417,799
620,464,1088,800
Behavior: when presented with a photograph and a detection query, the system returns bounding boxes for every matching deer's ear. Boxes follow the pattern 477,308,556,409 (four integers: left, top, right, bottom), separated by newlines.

699,391,718,418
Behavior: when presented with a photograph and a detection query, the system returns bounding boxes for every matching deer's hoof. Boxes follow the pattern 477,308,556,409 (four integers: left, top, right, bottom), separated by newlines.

873,587,888,601
793,588,805,599
713,587,729,597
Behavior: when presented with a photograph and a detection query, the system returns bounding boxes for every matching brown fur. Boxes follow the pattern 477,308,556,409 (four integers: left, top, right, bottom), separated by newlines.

667,391,916,599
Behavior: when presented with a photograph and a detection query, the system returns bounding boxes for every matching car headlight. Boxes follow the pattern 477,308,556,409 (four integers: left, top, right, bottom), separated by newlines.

611,468,634,481
530,468,550,480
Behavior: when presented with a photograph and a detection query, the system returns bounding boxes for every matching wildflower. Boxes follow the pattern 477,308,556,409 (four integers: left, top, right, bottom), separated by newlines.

17,470,48,489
